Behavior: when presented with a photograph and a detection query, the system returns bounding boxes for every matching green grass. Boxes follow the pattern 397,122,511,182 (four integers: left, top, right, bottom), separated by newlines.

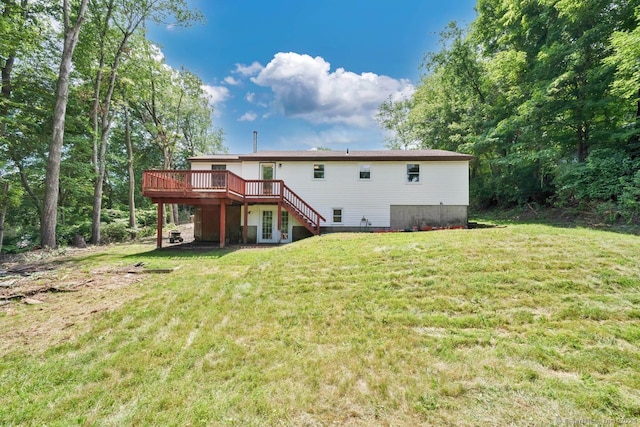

1,224,640,425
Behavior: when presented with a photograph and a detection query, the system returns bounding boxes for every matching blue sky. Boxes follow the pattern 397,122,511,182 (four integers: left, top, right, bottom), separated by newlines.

148,1,477,154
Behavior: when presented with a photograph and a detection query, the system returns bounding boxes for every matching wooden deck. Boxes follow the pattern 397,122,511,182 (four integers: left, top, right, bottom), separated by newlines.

142,170,325,248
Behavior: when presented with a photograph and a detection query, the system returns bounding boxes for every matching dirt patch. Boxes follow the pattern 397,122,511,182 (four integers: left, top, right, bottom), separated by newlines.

0,247,151,356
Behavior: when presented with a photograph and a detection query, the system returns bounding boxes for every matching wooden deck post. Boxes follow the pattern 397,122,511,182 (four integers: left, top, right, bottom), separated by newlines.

219,200,226,249
243,201,248,244
156,203,164,248
277,202,282,243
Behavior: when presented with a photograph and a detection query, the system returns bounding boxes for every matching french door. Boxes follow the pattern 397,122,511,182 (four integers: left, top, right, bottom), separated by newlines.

260,163,275,194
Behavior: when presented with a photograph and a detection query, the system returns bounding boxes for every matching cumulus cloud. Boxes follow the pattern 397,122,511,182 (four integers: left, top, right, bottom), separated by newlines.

224,76,241,86
277,125,386,150
235,61,264,76
251,52,414,126
201,84,231,104
238,112,257,122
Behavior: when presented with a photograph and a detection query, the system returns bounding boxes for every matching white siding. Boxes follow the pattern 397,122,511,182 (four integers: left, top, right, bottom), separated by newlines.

189,159,468,228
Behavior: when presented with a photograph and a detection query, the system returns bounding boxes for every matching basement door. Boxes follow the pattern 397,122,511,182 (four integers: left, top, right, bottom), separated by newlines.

258,208,292,243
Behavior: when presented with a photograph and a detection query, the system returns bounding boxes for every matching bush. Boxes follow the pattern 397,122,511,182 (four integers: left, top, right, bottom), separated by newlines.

101,208,128,224
619,169,640,223
555,149,636,204
136,208,157,227
100,221,130,244
56,221,91,247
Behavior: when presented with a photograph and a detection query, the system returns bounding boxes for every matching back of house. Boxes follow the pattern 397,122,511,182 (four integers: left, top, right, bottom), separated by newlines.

180,149,472,245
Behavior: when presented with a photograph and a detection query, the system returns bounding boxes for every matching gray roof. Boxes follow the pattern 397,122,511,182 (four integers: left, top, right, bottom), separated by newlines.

190,149,473,162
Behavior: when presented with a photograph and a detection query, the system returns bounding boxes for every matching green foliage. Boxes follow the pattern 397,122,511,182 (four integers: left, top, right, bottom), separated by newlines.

0,0,224,246
383,1,640,214
553,148,640,223
135,208,158,227
100,221,130,244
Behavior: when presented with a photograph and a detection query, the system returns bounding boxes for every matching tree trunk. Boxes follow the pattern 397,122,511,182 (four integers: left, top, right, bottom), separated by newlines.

90,12,133,244
0,181,9,254
40,0,88,248
577,123,589,163
172,204,180,226
124,100,136,231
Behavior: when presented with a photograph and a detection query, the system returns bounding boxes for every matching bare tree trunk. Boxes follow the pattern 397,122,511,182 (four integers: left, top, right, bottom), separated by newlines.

90,3,138,244
172,204,180,226
124,100,136,231
40,0,88,248
0,181,9,254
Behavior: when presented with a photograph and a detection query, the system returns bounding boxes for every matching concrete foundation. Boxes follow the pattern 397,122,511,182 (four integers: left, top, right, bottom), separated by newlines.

390,205,468,230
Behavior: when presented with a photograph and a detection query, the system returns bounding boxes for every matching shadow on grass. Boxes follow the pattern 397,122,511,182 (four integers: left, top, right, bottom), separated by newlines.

122,242,284,261
123,246,237,261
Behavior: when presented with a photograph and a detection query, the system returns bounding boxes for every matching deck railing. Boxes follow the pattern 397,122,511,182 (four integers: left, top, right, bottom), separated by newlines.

143,169,325,234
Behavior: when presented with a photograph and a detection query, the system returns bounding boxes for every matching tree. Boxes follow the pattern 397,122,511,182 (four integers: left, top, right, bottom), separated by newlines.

41,0,89,248
377,96,419,150
132,43,222,224
607,5,640,153
80,0,202,244
382,0,640,211
0,171,24,254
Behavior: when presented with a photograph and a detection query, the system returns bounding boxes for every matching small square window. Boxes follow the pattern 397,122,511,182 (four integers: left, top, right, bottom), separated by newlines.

332,208,343,223
211,164,226,170
407,164,420,183
359,165,371,180
314,164,325,179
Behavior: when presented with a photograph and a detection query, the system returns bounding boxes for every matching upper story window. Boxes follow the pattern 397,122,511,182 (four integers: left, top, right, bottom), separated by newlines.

211,164,226,171
359,165,371,180
314,164,325,179
407,164,420,183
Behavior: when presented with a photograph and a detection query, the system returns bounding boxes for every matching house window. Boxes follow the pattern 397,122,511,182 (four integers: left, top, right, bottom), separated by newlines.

407,164,420,183
314,164,325,179
211,164,226,170
359,165,371,180
332,208,343,223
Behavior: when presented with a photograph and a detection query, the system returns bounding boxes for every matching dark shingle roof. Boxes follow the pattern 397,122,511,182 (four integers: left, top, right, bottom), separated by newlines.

190,149,473,162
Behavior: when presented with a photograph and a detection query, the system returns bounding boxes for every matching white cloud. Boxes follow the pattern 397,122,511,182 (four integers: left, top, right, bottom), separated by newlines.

224,76,241,86
201,84,231,104
251,52,414,126
246,92,256,103
235,61,264,76
238,112,257,122
277,125,386,150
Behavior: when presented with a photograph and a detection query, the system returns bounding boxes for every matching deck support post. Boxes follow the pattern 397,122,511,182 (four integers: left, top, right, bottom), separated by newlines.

277,202,282,243
219,200,227,249
156,203,164,248
243,201,248,244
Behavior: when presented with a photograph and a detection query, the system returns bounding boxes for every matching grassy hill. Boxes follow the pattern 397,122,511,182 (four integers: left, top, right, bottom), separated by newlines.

1,224,639,425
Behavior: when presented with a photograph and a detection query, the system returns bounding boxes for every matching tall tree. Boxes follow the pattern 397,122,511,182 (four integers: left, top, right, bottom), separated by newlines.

607,5,640,153
82,0,202,244
41,0,89,248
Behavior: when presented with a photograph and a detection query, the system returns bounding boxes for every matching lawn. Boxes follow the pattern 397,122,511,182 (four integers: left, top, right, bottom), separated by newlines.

1,224,639,426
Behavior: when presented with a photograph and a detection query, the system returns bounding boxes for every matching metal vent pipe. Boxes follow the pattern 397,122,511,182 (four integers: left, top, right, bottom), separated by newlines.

253,131,258,153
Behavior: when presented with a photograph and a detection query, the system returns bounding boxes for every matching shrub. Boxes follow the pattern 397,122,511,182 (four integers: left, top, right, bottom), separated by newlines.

100,221,130,244
136,208,157,227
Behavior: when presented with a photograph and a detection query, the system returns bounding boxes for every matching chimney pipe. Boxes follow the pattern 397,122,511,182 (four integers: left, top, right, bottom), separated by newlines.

253,131,258,153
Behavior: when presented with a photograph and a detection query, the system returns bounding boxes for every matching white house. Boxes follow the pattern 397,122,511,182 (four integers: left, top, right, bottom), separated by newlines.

142,149,473,247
